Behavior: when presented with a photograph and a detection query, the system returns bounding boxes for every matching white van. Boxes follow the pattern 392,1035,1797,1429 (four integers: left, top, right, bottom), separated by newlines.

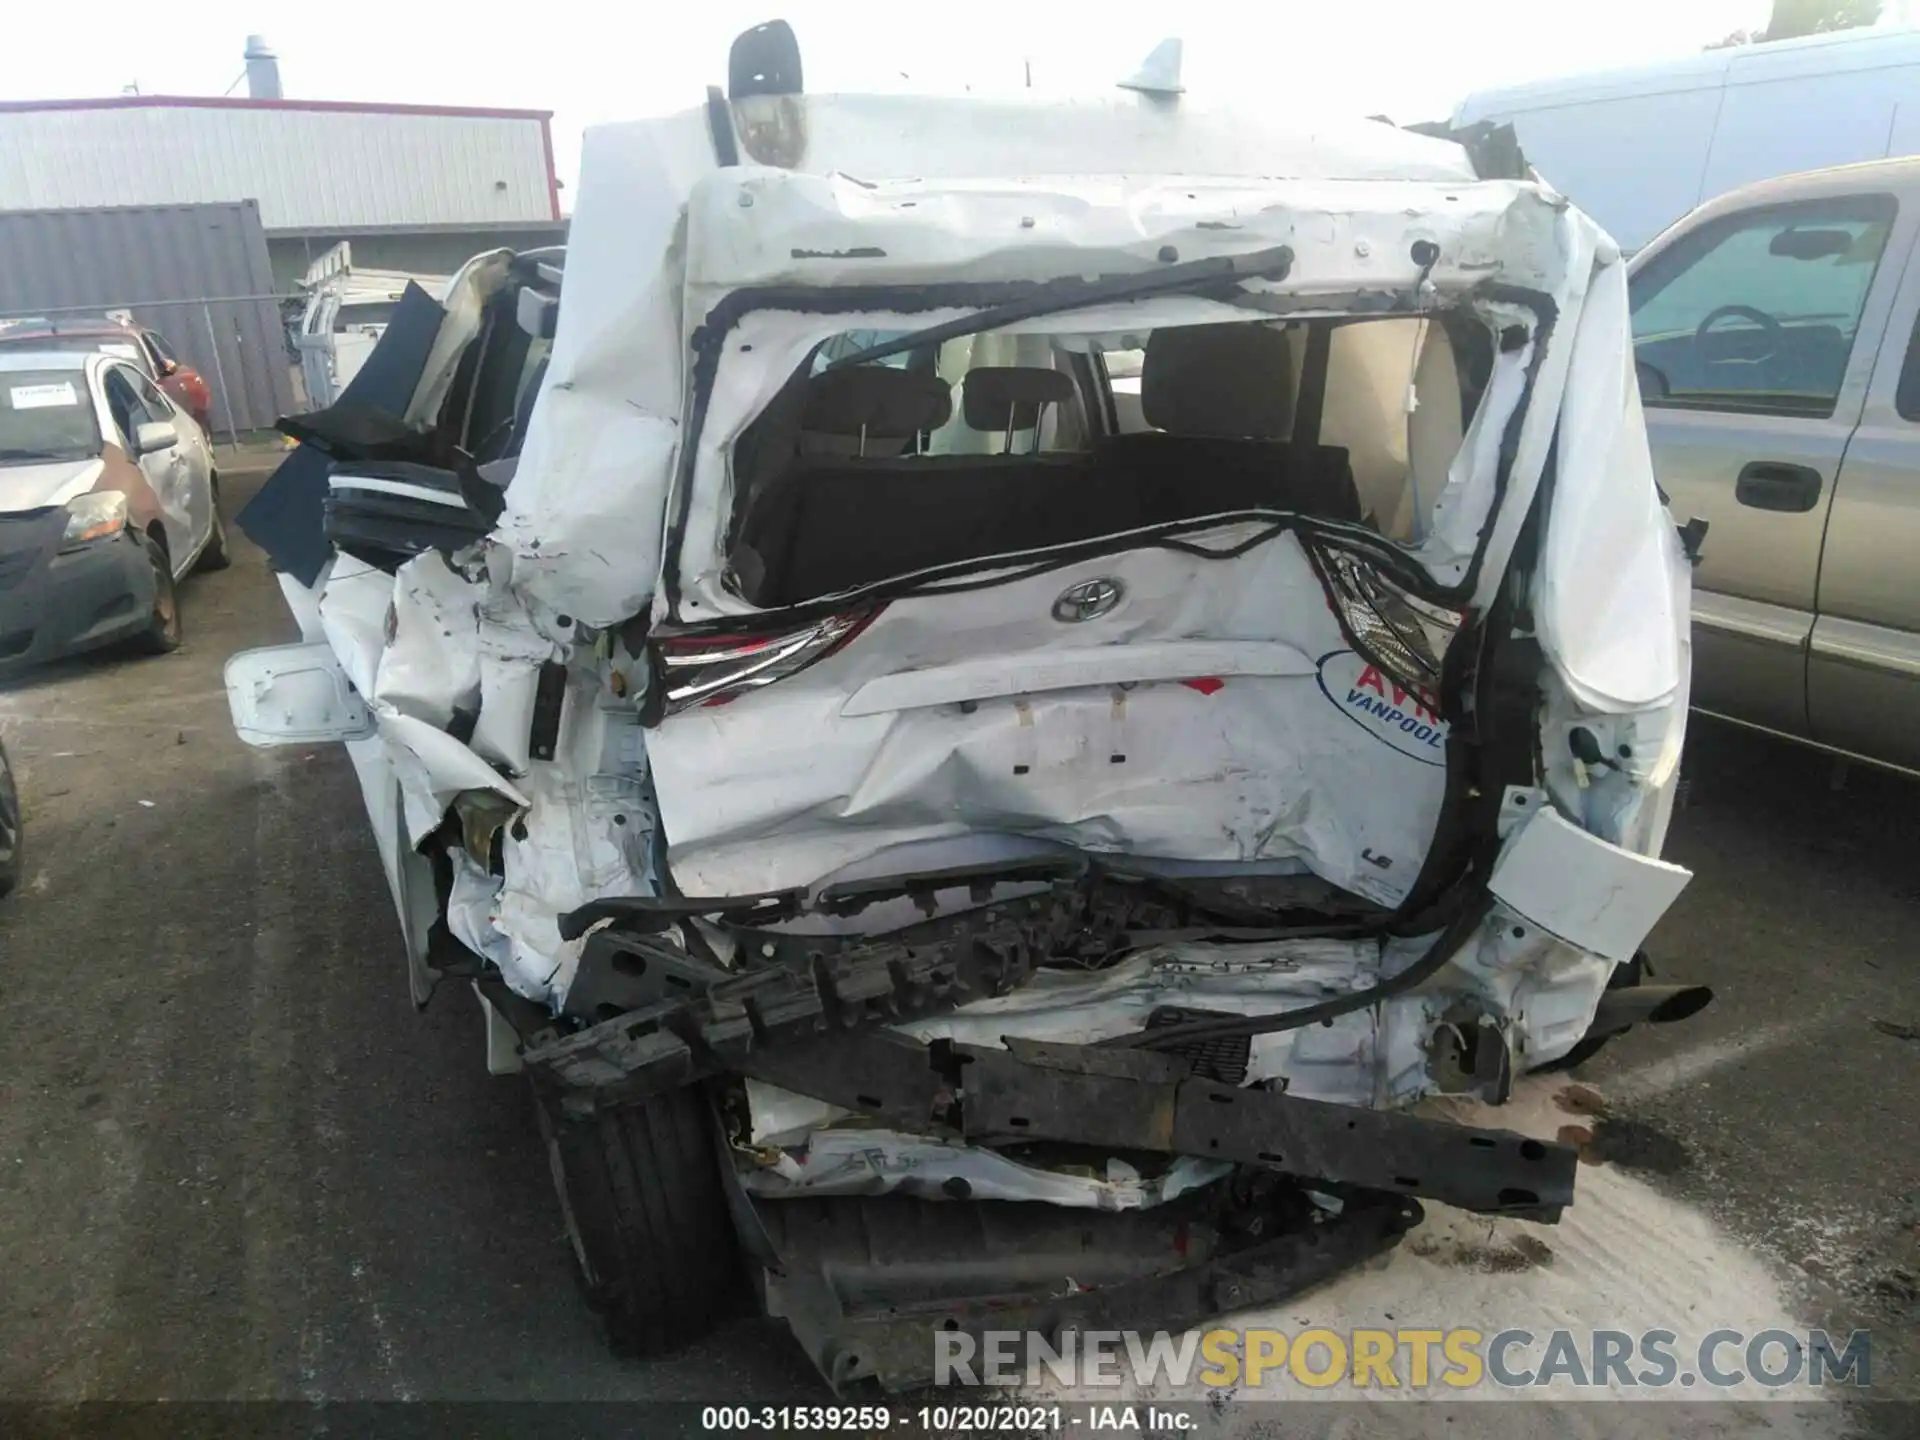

1454,26,1920,252
291,243,450,408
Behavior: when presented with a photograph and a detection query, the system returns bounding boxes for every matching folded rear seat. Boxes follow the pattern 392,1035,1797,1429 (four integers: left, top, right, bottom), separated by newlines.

730,324,1363,608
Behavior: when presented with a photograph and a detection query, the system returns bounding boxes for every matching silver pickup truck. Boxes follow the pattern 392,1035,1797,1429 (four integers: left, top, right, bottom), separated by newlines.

1631,157,1920,776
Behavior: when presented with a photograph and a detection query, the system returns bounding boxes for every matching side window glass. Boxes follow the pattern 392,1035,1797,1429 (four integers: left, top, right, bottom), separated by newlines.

1894,309,1920,421
101,370,143,448
810,331,912,374
133,374,174,417
1628,194,1896,418
145,330,177,368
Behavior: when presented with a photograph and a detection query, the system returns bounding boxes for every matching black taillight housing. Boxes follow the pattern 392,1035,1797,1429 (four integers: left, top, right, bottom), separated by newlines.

651,607,882,717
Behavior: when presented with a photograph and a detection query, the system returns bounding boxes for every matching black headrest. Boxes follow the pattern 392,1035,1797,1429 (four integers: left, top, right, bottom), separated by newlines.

1141,324,1294,439
802,366,952,439
961,366,1076,431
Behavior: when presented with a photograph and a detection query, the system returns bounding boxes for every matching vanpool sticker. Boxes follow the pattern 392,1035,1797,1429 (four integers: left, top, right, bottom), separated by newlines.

1316,650,1447,765
9,382,79,410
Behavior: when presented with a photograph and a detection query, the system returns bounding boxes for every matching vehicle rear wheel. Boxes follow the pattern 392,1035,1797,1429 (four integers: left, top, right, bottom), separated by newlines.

1531,953,1648,1074
0,741,20,898
133,534,183,655
535,1083,745,1356
196,477,232,573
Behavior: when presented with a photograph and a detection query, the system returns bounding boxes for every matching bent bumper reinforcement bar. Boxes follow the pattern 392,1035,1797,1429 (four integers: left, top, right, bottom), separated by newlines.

524,906,1577,1225
738,1030,1577,1222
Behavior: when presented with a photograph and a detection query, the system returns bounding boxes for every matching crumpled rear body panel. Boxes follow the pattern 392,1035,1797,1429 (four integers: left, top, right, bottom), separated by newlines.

231,90,1699,1214
648,534,1447,905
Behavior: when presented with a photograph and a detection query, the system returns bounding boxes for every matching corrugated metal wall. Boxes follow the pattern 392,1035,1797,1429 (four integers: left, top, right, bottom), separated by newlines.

0,102,557,231
0,203,296,434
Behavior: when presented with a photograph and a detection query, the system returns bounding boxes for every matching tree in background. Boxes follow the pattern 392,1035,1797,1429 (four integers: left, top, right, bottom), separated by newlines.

1710,0,1882,46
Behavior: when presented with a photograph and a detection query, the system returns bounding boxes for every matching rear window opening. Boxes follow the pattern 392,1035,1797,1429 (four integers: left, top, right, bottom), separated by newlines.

725,313,1495,609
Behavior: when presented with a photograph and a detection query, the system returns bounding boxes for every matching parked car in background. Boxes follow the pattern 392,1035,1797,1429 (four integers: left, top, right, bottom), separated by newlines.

0,348,228,670
0,315,214,434
290,242,451,409
1629,156,1920,775
1456,26,1920,253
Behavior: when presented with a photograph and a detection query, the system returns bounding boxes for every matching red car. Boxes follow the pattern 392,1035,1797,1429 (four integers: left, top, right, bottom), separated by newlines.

0,316,213,434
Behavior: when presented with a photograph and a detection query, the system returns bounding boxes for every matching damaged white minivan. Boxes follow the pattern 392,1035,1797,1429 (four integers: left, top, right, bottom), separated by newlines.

228,23,1710,1392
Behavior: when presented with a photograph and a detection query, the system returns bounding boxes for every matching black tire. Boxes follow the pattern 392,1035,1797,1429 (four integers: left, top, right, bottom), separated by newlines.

133,533,183,655
535,1083,744,1356
0,741,19,899
196,477,232,573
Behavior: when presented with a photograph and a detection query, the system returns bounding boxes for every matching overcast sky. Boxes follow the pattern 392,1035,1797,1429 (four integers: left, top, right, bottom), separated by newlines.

6,0,1886,194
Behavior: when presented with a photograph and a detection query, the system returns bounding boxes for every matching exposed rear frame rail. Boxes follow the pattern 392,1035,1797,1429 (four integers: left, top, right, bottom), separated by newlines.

738,1031,1577,1222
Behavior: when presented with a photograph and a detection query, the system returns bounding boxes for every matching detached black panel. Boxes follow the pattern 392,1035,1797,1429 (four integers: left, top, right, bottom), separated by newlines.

323,462,499,575
236,282,448,586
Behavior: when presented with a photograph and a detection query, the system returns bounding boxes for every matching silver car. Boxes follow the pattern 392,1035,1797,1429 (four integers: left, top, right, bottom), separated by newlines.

0,349,227,669
1630,157,1920,775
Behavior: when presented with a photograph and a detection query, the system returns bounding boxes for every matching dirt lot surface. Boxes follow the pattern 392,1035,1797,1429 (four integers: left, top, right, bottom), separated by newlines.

1,470,1914,1436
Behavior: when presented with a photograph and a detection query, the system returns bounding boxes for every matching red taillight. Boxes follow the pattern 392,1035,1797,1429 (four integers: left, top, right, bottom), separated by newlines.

1305,541,1467,702
655,607,881,716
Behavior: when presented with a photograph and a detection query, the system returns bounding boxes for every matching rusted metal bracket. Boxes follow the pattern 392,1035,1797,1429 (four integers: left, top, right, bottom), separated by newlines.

741,1031,1578,1222
523,909,1058,1113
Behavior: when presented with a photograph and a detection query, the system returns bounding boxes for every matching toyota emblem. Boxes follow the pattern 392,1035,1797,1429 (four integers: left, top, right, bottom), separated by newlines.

1052,577,1124,623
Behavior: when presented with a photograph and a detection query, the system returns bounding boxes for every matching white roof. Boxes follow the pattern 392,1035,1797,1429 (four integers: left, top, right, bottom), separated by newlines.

636,90,1476,187
501,88,1565,629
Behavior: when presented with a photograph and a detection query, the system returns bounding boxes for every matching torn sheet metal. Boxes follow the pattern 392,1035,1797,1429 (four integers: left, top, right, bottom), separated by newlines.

646,537,1449,902
1534,254,1690,712
447,846,514,972
901,901,1647,1099
237,85,1694,1119
467,105,1678,1010
373,551,481,730
500,104,1479,629
1487,807,1691,964
733,1026,1578,1221
742,1124,1232,1211
739,899,1655,1137
632,167,1656,911
302,547,655,1001
492,114,715,627
670,177,1563,618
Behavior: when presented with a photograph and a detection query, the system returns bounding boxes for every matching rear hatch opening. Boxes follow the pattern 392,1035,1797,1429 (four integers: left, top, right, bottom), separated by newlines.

640,251,1552,917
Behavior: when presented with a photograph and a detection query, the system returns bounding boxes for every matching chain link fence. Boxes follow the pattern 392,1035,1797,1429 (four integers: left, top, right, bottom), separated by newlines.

0,294,303,450
0,201,310,451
